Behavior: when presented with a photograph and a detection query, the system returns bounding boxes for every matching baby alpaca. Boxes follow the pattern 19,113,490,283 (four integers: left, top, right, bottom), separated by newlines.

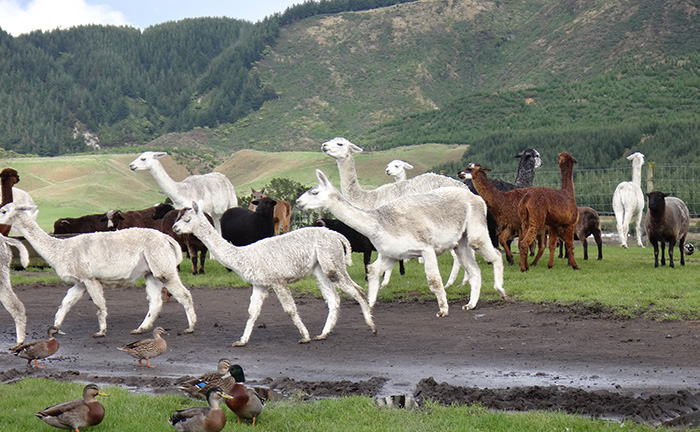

173,202,376,346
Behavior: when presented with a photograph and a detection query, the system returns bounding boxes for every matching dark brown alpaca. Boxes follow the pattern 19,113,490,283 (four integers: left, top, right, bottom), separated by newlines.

249,188,292,235
518,152,579,272
459,163,545,266
0,168,20,236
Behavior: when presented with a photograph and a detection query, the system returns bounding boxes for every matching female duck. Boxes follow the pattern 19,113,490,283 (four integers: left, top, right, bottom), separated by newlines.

35,383,107,432
169,386,231,432
11,326,63,368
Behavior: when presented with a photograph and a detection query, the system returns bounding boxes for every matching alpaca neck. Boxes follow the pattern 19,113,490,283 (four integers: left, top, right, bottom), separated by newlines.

471,171,501,207
335,155,366,201
323,190,380,239
393,172,406,182
10,214,62,268
146,162,183,205
189,218,244,269
1,180,14,206
560,163,575,193
514,160,535,188
631,163,642,187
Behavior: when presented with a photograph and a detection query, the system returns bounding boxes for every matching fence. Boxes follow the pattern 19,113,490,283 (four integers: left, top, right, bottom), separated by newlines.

488,164,700,217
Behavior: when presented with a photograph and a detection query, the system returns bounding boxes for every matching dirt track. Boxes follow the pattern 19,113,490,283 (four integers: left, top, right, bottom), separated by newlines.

2,282,700,426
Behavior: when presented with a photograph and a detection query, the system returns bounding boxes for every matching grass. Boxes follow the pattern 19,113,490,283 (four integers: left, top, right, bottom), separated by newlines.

0,378,681,432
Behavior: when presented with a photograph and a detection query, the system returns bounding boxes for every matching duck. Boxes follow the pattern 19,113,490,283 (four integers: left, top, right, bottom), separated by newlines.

35,383,107,432
10,326,64,368
169,386,232,432
178,358,236,399
117,326,167,368
222,364,264,426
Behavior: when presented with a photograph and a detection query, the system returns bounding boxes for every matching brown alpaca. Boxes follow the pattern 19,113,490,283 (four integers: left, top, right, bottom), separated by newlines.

249,188,292,235
518,152,579,271
459,163,546,266
0,168,20,236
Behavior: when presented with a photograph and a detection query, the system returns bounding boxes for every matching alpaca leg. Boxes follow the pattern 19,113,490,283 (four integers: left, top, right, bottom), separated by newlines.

198,250,206,274
367,255,396,309
187,244,198,275
472,236,507,301
661,242,667,266
668,239,676,268
272,284,311,344
82,280,109,338
421,249,449,317
443,250,462,288
582,236,589,260
54,283,87,331
235,286,269,347
650,239,660,267
563,228,579,270
634,208,645,247
159,277,197,334
594,229,603,260
455,246,482,311
547,229,558,268
312,270,340,341
336,277,376,334
131,275,165,334
0,284,26,348
530,228,547,266
616,211,628,249
498,228,515,266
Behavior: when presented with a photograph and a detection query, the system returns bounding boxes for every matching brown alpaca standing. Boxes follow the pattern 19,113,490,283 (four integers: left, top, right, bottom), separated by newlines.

249,188,292,235
459,163,546,266
518,152,579,272
0,168,21,236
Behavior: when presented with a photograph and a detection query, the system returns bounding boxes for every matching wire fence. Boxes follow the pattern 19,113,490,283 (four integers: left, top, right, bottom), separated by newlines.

489,164,700,217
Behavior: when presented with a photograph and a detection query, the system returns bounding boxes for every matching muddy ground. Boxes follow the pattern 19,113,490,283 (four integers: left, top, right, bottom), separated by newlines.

2,282,700,427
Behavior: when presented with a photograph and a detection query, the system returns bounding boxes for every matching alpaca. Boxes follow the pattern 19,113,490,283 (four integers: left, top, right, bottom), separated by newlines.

558,206,603,261
173,202,376,346
0,203,197,337
0,235,30,348
644,191,689,268
129,151,237,233
249,188,292,235
459,163,546,266
297,169,507,316
612,152,646,248
385,160,414,182
518,152,579,272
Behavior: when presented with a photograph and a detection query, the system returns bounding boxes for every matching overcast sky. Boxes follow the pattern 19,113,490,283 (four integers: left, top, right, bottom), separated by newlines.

0,0,303,36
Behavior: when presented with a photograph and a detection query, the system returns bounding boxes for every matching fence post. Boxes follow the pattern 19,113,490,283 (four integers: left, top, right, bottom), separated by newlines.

646,161,655,192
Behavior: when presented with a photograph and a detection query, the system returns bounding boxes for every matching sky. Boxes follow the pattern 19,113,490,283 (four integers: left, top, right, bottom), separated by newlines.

0,0,303,36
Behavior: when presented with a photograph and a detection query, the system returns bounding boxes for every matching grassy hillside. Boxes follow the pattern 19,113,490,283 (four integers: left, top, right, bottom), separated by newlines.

0,144,467,232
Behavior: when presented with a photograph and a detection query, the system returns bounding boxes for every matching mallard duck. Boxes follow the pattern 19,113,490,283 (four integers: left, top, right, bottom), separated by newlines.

117,326,167,368
35,383,107,432
178,358,236,399
222,364,264,426
169,386,232,432
10,326,64,368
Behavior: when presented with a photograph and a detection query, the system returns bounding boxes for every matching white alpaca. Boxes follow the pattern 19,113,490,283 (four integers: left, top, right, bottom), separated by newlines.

324,138,474,288
297,170,507,316
385,160,414,182
0,235,30,348
0,203,197,337
612,152,646,248
173,202,376,347
129,151,237,233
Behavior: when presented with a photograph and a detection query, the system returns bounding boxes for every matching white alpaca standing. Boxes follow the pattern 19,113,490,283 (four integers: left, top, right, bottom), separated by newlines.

173,202,376,346
0,235,29,348
297,170,507,316
0,203,197,337
612,152,646,248
129,151,237,233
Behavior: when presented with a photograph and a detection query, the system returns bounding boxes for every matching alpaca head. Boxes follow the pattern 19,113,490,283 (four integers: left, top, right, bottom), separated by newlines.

558,152,578,168
321,137,363,161
0,202,36,225
129,151,167,172
385,160,413,179
457,163,490,180
172,201,205,235
296,169,336,212
627,152,645,167
646,191,668,212
0,168,20,186
515,149,542,170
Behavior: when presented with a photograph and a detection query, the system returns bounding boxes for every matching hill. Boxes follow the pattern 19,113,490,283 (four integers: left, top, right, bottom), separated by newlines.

0,144,467,231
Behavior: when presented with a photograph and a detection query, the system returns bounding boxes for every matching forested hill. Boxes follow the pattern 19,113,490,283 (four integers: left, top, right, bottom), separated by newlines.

2,0,700,171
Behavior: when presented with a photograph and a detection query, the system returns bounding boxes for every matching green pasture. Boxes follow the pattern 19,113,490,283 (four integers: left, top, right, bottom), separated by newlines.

0,378,680,432
0,144,467,232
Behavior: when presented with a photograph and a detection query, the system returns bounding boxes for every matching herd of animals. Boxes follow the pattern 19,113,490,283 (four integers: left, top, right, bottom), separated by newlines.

0,138,694,431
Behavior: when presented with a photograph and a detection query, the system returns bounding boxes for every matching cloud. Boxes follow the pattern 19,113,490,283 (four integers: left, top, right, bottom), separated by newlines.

0,0,130,36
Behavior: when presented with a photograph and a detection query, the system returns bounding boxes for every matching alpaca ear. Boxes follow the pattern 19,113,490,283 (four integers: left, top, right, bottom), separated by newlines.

403,162,414,170
250,187,255,193
154,152,167,159
192,201,201,213
315,169,330,186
